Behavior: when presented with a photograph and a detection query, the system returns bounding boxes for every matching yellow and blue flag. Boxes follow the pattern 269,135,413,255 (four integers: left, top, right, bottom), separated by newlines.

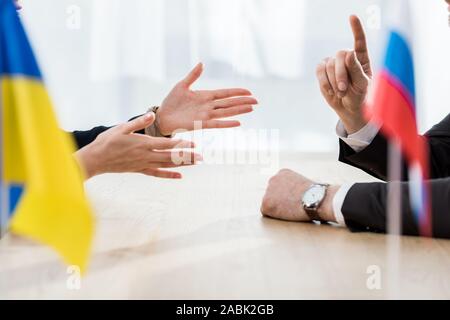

0,0,94,272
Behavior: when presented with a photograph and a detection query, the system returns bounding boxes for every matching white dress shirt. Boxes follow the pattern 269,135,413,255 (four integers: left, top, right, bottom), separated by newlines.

332,121,381,227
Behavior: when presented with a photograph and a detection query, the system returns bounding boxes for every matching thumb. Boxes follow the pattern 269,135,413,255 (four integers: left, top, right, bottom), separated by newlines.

345,51,369,91
181,62,204,88
119,112,155,134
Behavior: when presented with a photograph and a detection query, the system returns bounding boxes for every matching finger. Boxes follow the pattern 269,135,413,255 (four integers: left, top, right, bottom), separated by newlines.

213,97,258,109
204,120,241,129
148,151,203,164
209,105,254,119
147,137,195,150
325,58,339,97
316,60,334,97
147,162,197,169
335,50,350,97
350,15,368,57
181,62,204,88
210,88,252,100
170,150,203,165
141,168,183,179
345,51,369,94
349,15,372,77
119,113,155,134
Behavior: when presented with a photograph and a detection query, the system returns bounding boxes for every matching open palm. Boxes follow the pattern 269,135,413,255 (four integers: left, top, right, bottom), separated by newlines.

157,63,257,136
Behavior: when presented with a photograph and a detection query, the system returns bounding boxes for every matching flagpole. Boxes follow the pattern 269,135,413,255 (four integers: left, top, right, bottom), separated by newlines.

386,140,402,299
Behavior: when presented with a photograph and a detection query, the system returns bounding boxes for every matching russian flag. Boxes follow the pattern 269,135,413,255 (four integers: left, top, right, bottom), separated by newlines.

368,1,432,237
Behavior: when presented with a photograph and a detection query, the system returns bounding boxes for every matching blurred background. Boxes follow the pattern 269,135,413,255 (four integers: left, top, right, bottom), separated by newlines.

20,0,450,152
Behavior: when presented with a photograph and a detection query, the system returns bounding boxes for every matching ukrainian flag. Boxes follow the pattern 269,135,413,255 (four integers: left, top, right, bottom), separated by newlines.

0,0,94,272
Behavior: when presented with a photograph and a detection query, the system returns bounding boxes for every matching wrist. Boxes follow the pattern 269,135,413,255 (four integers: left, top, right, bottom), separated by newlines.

155,107,172,137
338,111,368,135
75,144,101,179
317,185,340,223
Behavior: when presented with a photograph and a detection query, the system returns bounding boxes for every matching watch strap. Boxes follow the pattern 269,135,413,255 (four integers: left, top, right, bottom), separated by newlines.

304,207,323,223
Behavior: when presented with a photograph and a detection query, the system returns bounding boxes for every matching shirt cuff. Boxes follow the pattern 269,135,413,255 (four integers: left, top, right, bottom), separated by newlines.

336,121,380,153
332,183,355,227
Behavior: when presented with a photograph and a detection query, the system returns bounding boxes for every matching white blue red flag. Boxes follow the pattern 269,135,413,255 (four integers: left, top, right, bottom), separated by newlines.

368,1,432,237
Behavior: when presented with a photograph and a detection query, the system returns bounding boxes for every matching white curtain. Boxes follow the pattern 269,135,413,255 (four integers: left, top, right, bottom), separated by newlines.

89,0,166,82
89,0,306,82
20,0,450,151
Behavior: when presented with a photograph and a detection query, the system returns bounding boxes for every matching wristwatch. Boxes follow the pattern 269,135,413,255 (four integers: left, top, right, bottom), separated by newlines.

145,106,173,138
301,183,330,223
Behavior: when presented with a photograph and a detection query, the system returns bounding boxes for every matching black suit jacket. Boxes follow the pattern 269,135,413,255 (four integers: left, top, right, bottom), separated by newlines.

339,114,450,239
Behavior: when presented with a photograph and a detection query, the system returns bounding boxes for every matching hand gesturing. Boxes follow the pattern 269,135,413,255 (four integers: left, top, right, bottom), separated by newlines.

157,63,258,136
316,15,373,134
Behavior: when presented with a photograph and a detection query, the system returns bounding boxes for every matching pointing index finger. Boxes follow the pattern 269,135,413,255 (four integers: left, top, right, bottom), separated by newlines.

350,15,371,62
349,15,372,77
350,15,368,54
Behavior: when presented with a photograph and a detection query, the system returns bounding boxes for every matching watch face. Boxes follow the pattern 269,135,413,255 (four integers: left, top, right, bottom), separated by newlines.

303,185,326,208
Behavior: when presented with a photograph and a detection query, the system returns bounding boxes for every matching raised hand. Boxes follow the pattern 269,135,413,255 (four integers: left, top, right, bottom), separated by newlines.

316,15,373,134
157,63,258,136
76,113,201,179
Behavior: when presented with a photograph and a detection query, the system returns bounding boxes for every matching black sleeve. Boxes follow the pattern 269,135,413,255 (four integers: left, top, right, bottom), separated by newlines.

425,115,450,178
71,126,112,150
342,178,450,239
70,115,145,150
338,133,390,181
338,114,450,181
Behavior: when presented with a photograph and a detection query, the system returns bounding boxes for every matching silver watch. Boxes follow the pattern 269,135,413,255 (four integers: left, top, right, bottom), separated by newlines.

301,183,329,222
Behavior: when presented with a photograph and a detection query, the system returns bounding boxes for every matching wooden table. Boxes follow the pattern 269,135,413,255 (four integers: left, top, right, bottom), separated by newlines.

1,153,450,299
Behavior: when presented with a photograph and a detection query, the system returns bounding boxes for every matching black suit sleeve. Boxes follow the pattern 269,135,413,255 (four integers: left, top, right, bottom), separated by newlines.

72,126,112,150
70,115,145,150
338,114,450,238
342,179,450,239
339,114,450,181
